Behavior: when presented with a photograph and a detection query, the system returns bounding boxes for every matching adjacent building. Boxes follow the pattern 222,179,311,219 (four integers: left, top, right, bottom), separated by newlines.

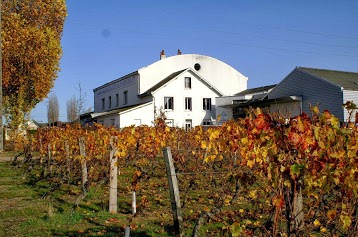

222,67,358,123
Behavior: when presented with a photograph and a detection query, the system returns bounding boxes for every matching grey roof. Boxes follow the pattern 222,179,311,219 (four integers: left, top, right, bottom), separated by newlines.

92,102,151,118
93,71,138,92
298,67,358,91
234,84,277,96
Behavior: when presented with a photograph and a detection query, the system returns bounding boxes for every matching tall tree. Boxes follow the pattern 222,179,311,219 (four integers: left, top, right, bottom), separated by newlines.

76,81,87,115
2,0,67,128
66,95,78,122
47,93,59,126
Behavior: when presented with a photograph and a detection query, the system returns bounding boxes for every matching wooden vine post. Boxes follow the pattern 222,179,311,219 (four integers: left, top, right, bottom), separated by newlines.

109,137,118,213
132,191,136,215
64,141,71,182
291,181,304,232
39,138,43,164
163,147,183,237
78,137,88,191
47,144,52,174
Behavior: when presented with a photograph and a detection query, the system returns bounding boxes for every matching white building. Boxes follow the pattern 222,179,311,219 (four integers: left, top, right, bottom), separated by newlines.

91,51,248,128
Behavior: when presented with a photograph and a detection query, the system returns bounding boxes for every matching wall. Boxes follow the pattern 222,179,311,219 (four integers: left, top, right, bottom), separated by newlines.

343,90,358,122
269,101,302,119
119,102,154,127
152,70,220,127
93,74,140,112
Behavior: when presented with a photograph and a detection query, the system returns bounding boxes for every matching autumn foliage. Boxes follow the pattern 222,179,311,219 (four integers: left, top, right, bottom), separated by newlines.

16,108,358,236
2,0,67,127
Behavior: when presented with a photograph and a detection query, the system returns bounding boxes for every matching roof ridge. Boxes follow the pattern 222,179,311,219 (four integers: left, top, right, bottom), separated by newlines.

297,66,358,74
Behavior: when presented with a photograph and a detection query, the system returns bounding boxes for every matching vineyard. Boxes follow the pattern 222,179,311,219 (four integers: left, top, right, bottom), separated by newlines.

9,107,358,236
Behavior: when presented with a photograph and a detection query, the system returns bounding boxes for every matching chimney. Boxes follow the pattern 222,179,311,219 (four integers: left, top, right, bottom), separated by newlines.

177,49,182,55
160,50,166,60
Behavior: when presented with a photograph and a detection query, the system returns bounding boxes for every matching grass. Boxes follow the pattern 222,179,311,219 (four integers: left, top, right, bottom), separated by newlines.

0,154,248,237
0,160,180,236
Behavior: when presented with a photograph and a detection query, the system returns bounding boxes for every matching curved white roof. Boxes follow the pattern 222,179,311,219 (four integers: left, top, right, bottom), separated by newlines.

138,54,247,96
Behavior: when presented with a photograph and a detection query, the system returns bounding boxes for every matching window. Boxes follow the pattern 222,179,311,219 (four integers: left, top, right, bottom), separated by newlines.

185,97,192,111
116,94,119,107
123,91,128,105
203,98,211,111
184,77,191,89
108,96,112,108
101,98,105,110
185,119,192,131
110,118,115,126
203,119,211,126
164,97,174,110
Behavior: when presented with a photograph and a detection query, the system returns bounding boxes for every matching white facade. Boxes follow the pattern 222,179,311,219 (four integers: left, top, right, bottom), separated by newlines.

92,53,248,128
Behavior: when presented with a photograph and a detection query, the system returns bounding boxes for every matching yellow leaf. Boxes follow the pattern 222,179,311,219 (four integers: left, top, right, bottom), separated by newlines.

248,190,257,199
247,160,255,169
340,215,351,230
327,209,337,221
241,137,248,145
313,219,321,227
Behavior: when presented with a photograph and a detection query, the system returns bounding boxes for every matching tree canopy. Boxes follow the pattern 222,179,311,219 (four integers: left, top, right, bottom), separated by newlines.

2,0,67,127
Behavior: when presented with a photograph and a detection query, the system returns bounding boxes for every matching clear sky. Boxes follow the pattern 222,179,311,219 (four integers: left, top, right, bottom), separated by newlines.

30,0,358,123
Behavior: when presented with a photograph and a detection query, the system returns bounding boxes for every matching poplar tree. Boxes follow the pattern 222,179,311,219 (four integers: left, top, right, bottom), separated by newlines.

47,93,59,126
2,0,67,127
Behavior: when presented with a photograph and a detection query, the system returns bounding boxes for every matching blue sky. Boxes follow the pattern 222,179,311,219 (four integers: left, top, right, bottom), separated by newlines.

30,0,358,123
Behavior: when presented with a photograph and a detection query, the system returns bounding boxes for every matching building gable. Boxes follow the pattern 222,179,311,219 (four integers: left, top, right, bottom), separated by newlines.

143,68,223,97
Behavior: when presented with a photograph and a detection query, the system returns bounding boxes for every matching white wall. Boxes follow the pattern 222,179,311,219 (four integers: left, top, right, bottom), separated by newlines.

152,70,220,127
97,114,120,128
216,107,233,125
119,102,154,127
343,90,358,122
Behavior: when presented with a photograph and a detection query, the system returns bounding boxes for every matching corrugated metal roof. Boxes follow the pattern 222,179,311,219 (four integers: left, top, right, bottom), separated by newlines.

91,102,150,118
93,71,138,92
298,67,358,91
234,84,277,96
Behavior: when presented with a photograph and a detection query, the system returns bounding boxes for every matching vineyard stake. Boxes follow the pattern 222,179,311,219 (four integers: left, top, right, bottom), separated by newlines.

131,191,136,215
64,141,71,183
124,226,130,237
109,137,118,213
163,147,183,237
47,144,52,175
78,137,88,192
